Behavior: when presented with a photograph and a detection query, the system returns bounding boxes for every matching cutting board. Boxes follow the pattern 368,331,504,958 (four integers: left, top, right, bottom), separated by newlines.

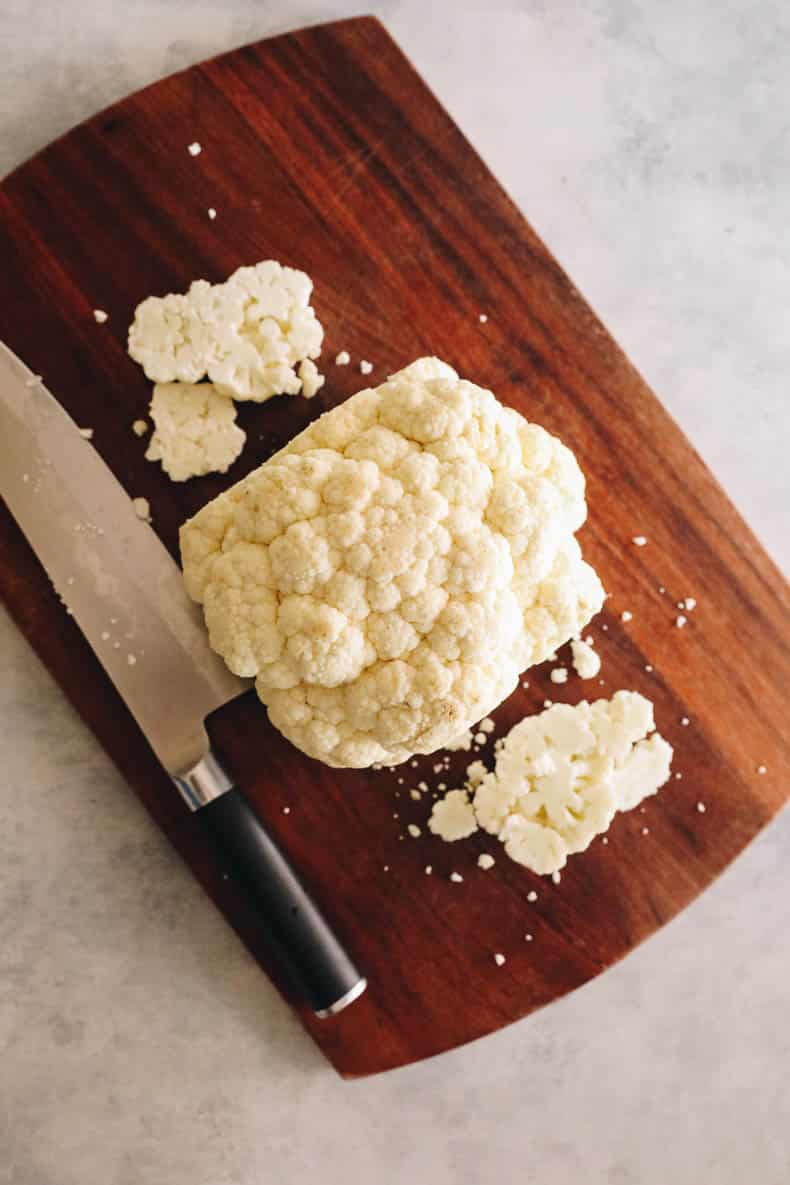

1,17,788,1078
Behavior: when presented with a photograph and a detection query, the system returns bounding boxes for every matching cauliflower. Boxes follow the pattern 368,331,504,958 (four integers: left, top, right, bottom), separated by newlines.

128,261,324,402
180,357,605,767
145,383,246,482
430,691,673,874
570,636,601,679
428,790,478,841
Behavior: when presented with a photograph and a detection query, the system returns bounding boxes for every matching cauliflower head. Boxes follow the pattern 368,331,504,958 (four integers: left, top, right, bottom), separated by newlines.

128,261,323,402
180,358,605,767
145,382,246,482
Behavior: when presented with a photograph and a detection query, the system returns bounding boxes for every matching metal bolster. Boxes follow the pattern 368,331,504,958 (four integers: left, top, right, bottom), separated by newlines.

173,749,234,811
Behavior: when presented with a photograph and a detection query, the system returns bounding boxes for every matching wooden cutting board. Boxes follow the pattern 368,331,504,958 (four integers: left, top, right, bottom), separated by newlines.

1,16,788,1078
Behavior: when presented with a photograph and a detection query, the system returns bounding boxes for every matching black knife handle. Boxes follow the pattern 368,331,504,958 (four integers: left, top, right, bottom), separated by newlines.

199,787,366,1017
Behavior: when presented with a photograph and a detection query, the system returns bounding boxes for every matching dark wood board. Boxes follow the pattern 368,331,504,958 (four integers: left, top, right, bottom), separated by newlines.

1,16,788,1077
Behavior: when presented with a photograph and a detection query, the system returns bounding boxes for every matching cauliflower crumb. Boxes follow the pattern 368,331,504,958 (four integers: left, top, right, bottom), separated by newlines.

430,691,672,876
477,853,495,870
298,358,325,399
550,667,568,684
570,637,601,680
479,718,496,734
128,260,323,402
180,357,604,768
525,933,533,941
675,614,687,628
479,314,488,323
696,801,706,813
684,597,696,611
449,872,464,884
145,383,245,481
78,427,94,440
410,788,422,801
493,952,505,965
527,890,538,902
127,654,137,666
757,764,767,774
632,535,647,546
93,309,108,323
335,350,351,365
425,865,432,874
429,789,479,841
132,419,149,437
359,360,373,375
621,610,633,623
132,496,151,522
187,141,202,156
681,716,690,727
474,731,487,744
407,823,421,838
208,207,217,220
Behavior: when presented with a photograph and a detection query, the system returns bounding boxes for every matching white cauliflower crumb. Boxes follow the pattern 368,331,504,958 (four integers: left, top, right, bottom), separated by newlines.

407,823,421,838
128,260,323,402
187,141,202,156
335,350,351,365
298,358,325,399
132,497,151,522
621,610,633,623
479,718,495,734
93,309,108,323
675,614,687,628
132,419,149,437
449,872,464,883
477,853,495,870
550,667,568,684
180,357,604,768
479,314,488,323
208,207,217,220
78,427,94,440
683,597,696,611
571,637,601,680
527,890,538,902
145,383,246,482
430,691,672,876
429,789,479,841
493,952,505,965
359,360,373,375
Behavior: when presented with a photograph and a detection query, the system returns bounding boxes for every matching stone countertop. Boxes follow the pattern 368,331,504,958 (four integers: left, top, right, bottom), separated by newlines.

1,3,788,1183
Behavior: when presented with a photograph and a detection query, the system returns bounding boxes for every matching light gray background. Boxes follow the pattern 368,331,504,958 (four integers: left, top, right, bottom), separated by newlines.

1,3,788,1183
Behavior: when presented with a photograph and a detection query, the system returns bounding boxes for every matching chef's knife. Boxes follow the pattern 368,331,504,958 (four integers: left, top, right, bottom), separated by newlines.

0,341,366,1018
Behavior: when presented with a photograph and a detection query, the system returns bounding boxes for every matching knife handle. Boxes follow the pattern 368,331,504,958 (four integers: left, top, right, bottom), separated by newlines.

183,763,365,1018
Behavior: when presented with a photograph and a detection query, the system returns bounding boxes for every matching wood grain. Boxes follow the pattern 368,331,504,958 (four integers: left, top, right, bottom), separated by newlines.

1,16,788,1077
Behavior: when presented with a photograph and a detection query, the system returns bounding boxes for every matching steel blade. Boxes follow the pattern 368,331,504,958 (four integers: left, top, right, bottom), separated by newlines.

0,342,246,776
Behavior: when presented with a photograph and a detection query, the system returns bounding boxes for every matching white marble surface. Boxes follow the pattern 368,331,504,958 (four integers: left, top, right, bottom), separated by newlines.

1,3,788,1183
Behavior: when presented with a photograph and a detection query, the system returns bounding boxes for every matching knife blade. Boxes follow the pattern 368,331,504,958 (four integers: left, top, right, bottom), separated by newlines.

0,341,366,1017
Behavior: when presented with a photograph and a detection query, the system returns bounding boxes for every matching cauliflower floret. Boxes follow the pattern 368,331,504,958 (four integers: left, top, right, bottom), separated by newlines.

145,383,246,482
180,357,605,767
429,691,673,875
428,789,478,841
128,261,323,402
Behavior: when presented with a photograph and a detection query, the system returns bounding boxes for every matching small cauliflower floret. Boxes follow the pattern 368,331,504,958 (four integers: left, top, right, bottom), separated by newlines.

128,261,323,402
428,789,479,841
430,691,673,875
145,383,246,482
180,357,605,767
571,636,601,679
